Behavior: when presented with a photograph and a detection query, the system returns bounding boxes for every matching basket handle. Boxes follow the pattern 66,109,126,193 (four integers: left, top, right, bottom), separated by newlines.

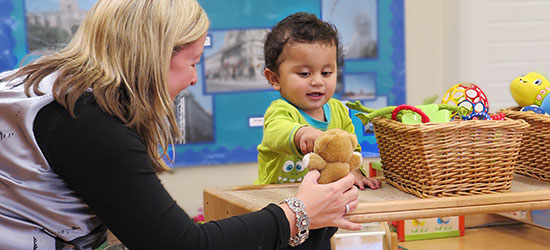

392,105,430,123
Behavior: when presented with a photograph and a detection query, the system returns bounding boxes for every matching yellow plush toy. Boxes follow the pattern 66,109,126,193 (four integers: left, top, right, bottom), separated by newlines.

303,129,362,184
510,72,550,107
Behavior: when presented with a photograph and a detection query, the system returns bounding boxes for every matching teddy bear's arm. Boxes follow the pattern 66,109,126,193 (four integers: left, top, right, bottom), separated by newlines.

349,152,362,171
302,153,327,171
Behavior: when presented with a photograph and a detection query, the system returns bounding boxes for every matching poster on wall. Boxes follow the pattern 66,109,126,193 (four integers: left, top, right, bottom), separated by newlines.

1,0,405,167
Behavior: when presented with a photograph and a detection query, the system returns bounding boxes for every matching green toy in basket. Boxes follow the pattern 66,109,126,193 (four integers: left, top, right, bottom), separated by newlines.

394,104,451,124
346,101,462,125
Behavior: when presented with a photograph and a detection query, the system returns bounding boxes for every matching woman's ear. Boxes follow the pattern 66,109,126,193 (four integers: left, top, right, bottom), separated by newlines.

264,68,280,90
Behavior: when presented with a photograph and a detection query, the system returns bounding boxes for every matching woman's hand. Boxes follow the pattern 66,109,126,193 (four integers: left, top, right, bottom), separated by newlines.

295,170,361,230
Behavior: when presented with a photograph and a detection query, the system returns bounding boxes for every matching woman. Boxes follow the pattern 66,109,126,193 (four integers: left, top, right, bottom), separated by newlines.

0,0,360,249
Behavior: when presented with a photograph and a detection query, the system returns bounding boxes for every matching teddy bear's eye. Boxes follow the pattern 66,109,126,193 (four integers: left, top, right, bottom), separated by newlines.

295,161,305,172
283,160,295,172
534,79,542,85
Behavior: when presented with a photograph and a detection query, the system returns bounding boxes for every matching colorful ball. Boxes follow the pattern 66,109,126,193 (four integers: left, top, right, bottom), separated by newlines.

442,83,489,115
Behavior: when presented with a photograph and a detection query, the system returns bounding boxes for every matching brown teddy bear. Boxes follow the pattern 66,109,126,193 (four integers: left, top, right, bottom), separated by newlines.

303,128,362,184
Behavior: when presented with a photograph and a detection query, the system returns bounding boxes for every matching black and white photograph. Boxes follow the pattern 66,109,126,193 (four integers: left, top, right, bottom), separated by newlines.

204,29,270,93
322,0,378,59
25,0,94,52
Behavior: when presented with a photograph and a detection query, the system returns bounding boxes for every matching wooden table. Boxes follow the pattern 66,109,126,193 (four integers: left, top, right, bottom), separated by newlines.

204,174,550,223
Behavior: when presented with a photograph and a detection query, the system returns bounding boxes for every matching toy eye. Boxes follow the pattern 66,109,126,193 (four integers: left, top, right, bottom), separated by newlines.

295,161,305,172
534,79,542,85
283,160,294,172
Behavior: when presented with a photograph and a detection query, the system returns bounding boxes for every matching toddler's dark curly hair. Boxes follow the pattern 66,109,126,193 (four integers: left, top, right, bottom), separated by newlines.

264,12,343,73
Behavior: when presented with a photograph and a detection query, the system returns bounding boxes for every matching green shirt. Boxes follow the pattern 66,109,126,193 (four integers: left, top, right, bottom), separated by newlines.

255,98,360,184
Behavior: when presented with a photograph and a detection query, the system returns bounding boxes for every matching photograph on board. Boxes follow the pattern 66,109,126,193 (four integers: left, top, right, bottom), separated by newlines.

204,29,270,93
322,0,378,59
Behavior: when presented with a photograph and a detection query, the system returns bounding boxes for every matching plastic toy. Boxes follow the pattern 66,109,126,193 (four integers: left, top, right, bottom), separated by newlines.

346,101,458,125
461,104,491,120
521,105,546,114
490,113,506,120
510,72,550,113
302,129,362,184
395,104,453,124
392,105,430,123
442,83,489,119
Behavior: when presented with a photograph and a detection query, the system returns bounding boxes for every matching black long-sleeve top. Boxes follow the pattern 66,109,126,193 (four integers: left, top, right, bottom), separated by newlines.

32,94,291,250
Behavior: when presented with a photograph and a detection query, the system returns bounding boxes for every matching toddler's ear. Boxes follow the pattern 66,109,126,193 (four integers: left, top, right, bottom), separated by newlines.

264,68,281,90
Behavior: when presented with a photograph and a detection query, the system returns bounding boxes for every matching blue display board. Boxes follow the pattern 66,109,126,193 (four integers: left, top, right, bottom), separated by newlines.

1,0,405,167
0,0,26,72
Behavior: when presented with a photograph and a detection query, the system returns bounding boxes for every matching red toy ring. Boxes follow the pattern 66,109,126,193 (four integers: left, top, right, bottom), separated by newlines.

391,105,431,123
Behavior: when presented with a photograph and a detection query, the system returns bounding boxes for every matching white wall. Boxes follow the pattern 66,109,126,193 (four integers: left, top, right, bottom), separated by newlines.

405,0,448,105
160,0,550,217
408,0,550,112
455,0,550,112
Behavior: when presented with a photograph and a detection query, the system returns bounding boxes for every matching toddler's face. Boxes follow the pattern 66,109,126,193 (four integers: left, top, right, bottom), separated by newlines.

272,42,337,119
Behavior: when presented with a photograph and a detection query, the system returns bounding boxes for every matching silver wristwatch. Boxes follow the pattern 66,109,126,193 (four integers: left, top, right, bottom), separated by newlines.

283,197,310,247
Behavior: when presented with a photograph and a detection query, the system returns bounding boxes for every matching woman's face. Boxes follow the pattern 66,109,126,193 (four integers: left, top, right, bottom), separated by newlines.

168,33,207,99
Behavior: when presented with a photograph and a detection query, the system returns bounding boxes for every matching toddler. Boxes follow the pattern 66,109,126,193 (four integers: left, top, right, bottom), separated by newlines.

255,12,381,191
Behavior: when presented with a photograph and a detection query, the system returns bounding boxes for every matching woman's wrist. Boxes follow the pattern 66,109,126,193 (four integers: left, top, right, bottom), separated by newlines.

280,197,310,247
279,203,297,236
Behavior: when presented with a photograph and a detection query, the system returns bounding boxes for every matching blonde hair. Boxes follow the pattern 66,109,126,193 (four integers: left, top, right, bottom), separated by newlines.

3,0,209,172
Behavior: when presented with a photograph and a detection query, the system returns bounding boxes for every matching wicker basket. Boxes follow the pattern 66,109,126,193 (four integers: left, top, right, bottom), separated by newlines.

372,117,529,198
500,107,550,182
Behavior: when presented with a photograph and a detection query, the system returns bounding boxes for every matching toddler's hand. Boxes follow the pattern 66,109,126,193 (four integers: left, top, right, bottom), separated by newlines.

294,126,322,154
351,169,381,190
